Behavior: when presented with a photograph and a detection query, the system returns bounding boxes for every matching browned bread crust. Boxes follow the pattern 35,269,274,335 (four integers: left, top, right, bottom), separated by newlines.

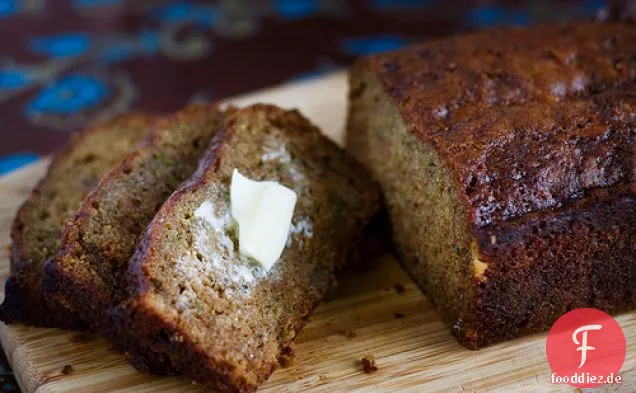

347,22,635,348
107,105,382,391
1,114,154,328
43,104,226,338
463,184,634,347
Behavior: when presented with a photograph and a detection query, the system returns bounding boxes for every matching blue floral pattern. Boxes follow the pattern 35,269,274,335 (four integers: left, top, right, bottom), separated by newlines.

340,35,407,56
0,3,220,131
0,69,33,89
0,153,39,175
152,2,218,28
0,0,17,18
275,0,318,20
26,74,110,116
469,5,531,27
73,0,122,7
30,33,93,59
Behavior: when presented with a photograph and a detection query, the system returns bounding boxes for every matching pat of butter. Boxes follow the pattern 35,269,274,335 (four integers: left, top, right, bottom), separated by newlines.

230,169,297,270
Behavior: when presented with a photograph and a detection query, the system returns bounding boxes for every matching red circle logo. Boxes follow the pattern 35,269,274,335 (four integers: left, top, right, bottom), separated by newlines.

546,308,626,388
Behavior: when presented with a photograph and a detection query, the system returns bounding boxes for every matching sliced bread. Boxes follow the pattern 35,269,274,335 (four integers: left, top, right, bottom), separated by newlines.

44,104,227,334
108,105,382,391
0,114,154,328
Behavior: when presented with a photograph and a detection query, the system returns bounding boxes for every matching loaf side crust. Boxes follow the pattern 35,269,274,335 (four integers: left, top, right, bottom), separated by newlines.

461,185,635,348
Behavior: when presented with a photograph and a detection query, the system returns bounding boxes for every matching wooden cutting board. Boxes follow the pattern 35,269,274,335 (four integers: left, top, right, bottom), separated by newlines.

0,72,634,393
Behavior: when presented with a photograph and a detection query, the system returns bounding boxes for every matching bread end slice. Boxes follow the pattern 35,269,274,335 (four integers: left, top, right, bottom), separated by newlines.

43,104,227,337
1,113,154,328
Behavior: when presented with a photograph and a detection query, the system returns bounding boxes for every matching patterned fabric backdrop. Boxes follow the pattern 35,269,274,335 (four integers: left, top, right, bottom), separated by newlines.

0,0,618,391
0,0,613,175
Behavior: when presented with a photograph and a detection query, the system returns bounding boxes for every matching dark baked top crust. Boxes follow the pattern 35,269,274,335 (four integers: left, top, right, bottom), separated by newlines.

361,23,635,227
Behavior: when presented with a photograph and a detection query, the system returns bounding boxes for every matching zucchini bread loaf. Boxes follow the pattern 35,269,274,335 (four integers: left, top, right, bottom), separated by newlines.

44,104,227,336
347,22,635,349
0,114,154,328
108,105,381,392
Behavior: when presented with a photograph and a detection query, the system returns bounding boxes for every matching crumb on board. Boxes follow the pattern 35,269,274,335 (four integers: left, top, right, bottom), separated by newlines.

344,329,357,339
394,283,406,294
361,354,378,373
278,344,295,368
288,368,306,382
61,365,73,375
394,312,405,319
279,353,294,368
317,374,328,383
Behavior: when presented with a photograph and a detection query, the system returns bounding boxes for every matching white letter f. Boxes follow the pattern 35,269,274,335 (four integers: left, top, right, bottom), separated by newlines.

572,324,602,368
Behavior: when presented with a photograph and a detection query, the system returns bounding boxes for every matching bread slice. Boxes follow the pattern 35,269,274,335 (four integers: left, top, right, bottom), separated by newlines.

0,114,154,328
44,104,227,334
107,105,381,391
346,22,636,349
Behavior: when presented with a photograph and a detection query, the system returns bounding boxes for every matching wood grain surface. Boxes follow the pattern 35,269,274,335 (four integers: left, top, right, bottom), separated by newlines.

0,73,634,392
